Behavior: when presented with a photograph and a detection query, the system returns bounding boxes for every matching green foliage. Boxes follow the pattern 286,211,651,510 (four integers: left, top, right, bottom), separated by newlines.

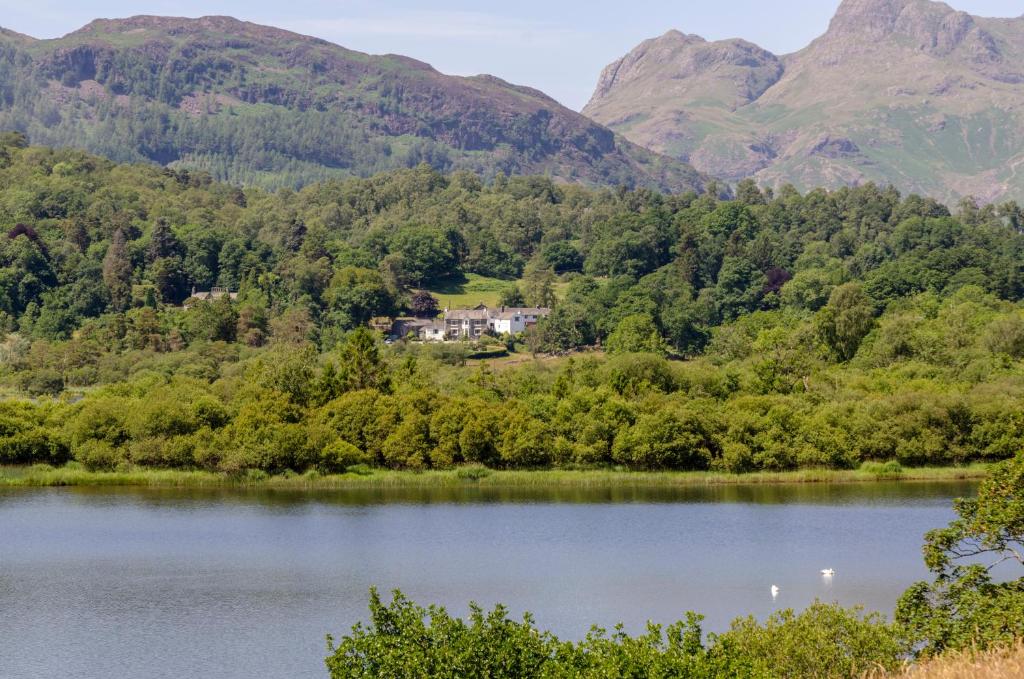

325,589,904,678
612,405,720,470
184,297,238,343
607,314,670,356
817,284,875,362
896,452,1024,655
0,401,69,465
1,143,1024,479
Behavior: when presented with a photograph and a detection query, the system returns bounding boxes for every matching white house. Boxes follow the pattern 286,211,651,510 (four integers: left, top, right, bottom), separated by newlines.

488,307,550,335
420,319,446,342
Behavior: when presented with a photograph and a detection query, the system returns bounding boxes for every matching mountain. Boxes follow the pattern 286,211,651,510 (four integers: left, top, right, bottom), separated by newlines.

0,16,709,192
584,0,1024,204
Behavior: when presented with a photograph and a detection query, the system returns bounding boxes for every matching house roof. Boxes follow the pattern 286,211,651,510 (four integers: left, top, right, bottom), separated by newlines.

446,309,490,320
491,307,550,319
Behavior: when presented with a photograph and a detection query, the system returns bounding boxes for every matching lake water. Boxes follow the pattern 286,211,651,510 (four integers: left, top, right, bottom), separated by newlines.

0,481,975,679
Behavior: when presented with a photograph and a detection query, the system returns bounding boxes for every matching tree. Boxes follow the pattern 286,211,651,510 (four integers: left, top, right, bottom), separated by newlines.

896,452,1024,655
527,305,590,353
388,226,465,286
102,229,133,312
149,256,188,304
498,285,525,308
409,291,440,318
611,407,718,470
324,267,396,331
521,265,557,308
540,242,583,273
816,283,875,362
606,314,669,356
336,327,391,393
185,296,239,343
147,218,183,263
983,311,1024,358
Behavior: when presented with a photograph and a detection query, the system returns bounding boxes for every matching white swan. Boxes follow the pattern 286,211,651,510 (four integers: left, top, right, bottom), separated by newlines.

770,585,780,597
821,569,835,577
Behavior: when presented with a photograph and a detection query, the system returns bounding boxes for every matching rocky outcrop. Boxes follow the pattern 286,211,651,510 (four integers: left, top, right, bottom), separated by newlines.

809,0,1001,64
587,30,783,111
583,0,1024,203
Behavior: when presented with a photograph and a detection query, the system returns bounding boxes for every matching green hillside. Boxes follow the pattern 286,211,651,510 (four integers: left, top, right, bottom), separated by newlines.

0,15,707,192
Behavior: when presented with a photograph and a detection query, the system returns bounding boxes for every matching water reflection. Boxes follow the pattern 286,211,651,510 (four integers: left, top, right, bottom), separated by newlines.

12,478,978,509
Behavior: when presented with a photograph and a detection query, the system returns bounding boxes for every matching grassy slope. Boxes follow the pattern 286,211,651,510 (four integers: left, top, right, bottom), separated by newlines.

425,273,570,310
426,274,512,309
0,464,990,489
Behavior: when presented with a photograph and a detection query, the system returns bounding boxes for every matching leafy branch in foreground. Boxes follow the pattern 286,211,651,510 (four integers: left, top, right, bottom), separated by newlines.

897,452,1024,655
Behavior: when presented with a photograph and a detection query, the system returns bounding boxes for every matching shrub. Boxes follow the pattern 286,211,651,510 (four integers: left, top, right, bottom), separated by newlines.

860,460,905,478
325,591,905,678
455,464,491,480
73,439,123,471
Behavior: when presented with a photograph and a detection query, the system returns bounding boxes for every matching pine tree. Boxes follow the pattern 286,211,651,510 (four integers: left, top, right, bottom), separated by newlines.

147,218,183,263
102,229,133,312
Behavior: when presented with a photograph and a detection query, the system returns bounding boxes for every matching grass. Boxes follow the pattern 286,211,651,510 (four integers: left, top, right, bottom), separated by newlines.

870,642,1024,679
425,273,571,310
0,463,991,489
426,273,514,309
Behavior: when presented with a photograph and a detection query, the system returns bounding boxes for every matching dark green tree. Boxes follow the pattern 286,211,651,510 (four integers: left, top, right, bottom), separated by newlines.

336,327,392,393
102,228,133,312
816,283,875,362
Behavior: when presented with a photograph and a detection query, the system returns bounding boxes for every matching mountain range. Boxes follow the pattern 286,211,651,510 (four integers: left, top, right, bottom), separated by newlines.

4,3,1024,203
0,16,708,192
584,0,1024,204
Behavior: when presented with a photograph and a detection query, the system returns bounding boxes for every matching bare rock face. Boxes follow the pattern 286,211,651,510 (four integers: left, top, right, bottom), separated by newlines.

813,0,1000,63
583,31,783,182
584,0,1024,203
588,31,783,111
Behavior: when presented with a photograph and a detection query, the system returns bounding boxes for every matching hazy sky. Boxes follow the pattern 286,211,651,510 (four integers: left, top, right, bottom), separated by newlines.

0,0,1020,110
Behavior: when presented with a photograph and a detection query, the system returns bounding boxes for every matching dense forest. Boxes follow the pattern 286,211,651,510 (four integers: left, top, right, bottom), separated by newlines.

2,134,1024,474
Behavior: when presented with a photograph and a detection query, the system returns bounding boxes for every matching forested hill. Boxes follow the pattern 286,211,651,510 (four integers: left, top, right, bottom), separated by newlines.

0,15,708,193
2,135,1024,355
4,138,1024,474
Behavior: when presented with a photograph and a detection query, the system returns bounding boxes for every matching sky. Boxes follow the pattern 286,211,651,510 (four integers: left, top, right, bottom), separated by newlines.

0,0,1020,111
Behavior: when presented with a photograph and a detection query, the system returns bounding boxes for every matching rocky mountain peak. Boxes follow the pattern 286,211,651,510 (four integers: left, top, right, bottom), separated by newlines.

822,0,998,61
587,30,782,108
584,0,1024,203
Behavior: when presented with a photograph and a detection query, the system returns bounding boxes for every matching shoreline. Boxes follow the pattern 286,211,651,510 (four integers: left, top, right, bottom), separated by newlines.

0,464,991,489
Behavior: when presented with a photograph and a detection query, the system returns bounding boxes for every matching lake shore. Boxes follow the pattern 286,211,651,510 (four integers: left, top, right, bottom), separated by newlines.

0,463,991,489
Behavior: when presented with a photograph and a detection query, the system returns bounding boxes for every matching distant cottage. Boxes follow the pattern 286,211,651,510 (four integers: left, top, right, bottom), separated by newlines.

183,286,238,310
382,305,551,342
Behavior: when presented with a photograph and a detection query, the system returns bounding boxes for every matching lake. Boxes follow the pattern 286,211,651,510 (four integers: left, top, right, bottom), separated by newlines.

0,481,975,679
